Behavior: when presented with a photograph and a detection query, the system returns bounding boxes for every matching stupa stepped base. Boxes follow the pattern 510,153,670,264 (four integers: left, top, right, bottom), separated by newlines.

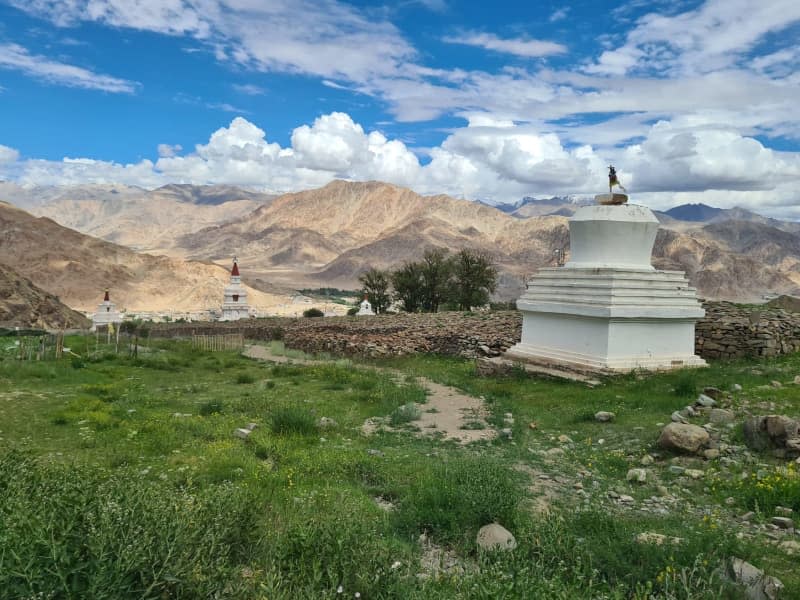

506,334,707,373
507,267,707,373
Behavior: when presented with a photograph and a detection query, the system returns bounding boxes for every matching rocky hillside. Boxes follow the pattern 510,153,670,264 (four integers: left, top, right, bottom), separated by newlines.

0,264,90,329
0,182,274,254
5,180,799,303
0,201,289,313
177,180,799,302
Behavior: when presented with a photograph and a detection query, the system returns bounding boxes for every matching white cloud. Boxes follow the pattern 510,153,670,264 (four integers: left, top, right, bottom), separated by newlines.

0,42,137,93
2,111,799,216
442,32,567,58
549,8,569,23
232,83,265,95
10,0,415,85
587,0,800,76
0,145,20,164
157,143,183,158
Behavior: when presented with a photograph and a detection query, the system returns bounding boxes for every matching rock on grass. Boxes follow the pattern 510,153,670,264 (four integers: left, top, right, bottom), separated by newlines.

657,423,710,454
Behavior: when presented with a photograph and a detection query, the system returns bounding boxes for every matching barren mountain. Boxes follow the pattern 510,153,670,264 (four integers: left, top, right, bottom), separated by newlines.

176,180,799,301
0,182,274,254
0,263,90,329
0,201,289,313
6,179,799,304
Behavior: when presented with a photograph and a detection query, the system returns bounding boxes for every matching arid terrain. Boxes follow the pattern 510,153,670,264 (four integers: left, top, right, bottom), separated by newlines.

2,180,800,316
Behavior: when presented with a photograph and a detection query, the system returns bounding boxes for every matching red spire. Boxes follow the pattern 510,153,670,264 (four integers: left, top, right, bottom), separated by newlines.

231,259,240,277
103,288,110,302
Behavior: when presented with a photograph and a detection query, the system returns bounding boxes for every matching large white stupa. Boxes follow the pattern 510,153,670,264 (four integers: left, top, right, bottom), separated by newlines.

220,258,251,321
506,184,706,372
91,288,123,331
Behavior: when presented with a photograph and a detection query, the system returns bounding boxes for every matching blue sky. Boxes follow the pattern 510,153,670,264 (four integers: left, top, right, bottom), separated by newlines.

1,0,799,217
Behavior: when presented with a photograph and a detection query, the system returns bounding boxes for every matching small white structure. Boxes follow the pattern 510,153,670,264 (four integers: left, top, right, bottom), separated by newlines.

220,258,250,321
506,198,706,372
356,295,375,316
91,288,123,331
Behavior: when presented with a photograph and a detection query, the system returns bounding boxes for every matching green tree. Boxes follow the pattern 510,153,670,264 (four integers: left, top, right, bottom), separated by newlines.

391,261,425,313
450,249,497,311
358,268,391,314
420,248,452,313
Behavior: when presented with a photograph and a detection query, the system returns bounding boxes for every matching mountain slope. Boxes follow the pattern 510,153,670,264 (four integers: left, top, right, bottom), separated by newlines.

176,180,799,302
0,201,288,312
0,263,90,328
0,182,275,254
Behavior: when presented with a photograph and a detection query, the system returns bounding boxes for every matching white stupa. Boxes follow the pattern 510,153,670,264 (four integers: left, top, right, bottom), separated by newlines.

91,288,123,331
506,182,706,373
356,295,375,316
220,258,250,321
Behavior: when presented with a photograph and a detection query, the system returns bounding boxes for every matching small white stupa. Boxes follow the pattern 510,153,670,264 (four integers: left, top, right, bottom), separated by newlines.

506,168,706,372
220,257,250,321
356,295,375,316
91,288,123,331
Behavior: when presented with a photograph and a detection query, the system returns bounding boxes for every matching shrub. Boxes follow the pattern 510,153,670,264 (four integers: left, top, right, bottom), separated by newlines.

235,373,255,384
199,400,224,416
347,307,359,316
0,450,258,598
395,456,523,547
270,406,317,435
302,308,324,318
672,372,697,397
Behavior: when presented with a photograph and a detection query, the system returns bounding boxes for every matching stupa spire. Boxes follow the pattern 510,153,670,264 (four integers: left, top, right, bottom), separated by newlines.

103,288,110,302
231,256,240,277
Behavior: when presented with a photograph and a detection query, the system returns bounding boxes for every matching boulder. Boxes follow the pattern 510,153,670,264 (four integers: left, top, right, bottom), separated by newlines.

626,468,647,483
709,408,735,424
765,415,799,440
695,393,717,407
658,423,710,454
743,417,771,451
476,523,516,551
317,417,338,429
594,411,615,422
728,557,784,600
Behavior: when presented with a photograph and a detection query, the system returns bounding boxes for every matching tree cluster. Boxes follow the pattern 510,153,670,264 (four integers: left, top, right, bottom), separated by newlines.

358,248,497,314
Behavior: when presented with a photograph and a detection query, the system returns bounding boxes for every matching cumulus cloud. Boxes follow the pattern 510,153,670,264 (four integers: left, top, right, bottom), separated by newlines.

157,143,183,158
0,145,20,164
0,42,137,93
2,111,800,216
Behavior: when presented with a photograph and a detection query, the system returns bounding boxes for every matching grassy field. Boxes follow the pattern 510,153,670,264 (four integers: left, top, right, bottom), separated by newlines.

1,337,799,598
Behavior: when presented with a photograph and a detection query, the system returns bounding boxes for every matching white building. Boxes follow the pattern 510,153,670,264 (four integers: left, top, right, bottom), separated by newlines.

356,295,375,316
91,289,123,331
506,196,706,372
220,258,251,321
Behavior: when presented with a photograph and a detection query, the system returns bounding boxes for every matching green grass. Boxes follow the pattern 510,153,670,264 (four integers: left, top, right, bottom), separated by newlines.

1,338,799,598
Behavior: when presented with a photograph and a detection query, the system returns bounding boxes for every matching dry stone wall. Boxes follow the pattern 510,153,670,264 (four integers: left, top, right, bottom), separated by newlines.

151,302,800,361
695,302,800,359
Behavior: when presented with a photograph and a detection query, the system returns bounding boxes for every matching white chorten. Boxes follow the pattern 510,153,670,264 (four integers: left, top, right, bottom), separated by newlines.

506,193,706,372
221,258,250,321
356,295,375,316
91,288,123,331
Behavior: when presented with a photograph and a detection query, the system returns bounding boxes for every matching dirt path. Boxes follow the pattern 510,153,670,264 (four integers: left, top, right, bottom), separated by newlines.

243,344,495,444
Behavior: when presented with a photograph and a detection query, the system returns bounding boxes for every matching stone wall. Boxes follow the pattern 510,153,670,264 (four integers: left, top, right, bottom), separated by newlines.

695,302,800,359
150,302,800,361
151,311,522,359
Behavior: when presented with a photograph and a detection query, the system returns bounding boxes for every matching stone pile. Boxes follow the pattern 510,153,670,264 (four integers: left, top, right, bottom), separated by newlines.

696,302,800,359
743,415,800,459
